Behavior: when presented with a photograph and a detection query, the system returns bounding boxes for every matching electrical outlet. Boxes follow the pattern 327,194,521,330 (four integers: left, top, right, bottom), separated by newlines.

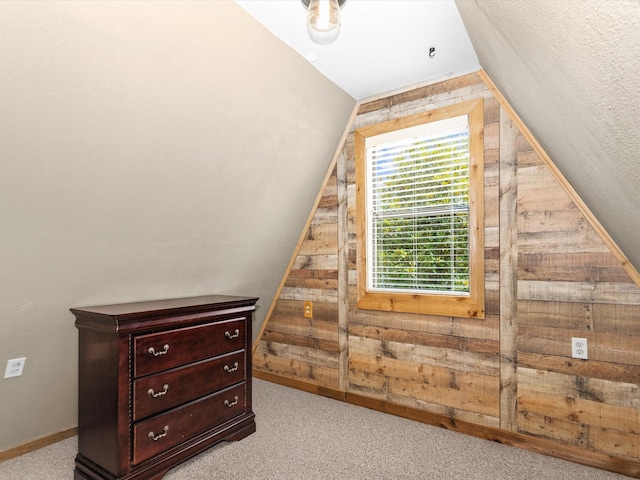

304,301,313,318
571,338,588,360
4,357,26,378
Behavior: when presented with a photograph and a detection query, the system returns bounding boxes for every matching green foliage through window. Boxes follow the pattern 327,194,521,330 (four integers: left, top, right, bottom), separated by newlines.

367,117,470,294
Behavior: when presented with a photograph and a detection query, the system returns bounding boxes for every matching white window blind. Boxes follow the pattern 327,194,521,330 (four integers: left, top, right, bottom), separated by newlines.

365,115,470,294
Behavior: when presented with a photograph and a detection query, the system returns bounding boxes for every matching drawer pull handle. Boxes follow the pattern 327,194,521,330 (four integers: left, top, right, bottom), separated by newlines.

224,396,239,408
148,425,169,441
224,362,239,373
148,344,169,357
148,384,169,398
225,329,240,339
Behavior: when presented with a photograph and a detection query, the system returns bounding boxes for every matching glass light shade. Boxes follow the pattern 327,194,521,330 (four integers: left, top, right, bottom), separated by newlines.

306,0,341,45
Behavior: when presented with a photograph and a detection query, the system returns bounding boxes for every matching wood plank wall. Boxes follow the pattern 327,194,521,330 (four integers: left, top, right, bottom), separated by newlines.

253,169,341,390
253,71,640,477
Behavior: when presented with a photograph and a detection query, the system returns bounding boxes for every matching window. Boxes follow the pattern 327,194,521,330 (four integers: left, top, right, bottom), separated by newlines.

355,99,484,318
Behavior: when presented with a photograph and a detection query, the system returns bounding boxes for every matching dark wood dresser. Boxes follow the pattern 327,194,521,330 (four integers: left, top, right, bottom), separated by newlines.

72,295,258,480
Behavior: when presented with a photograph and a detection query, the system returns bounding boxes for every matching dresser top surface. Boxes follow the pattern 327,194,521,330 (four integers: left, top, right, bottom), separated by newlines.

71,294,258,320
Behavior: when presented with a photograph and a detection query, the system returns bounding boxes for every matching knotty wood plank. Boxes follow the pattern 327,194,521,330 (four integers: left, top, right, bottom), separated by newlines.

518,387,639,434
517,150,540,168
500,106,519,432
518,252,632,283
592,303,640,335
253,345,339,389
591,427,640,461
349,307,499,341
316,195,338,210
517,410,587,446
267,301,338,344
283,276,339,291
298,225,338,255
279,286,338,303
518,367,640,410
262,313,312,337
388,390,500,428
310,318,339,342
253,343,311,377
484,120,500,150
337,151,349,392
517,167,577,214
260,331,338,352
517,280,640,305
518,231,612,255
348,336,499,377
484,162,500,228
518,367,608,402
348,368,388,397
517,300,593,330
389,375,499,417
348,323,499,355
289,268,338,280
258,341,339,368
290,254,339,272
518,352,640,385
389,376,500,418
518,208,587,234
349,350,497,387
311,218,339,235
484,96,500,124
271,298,338,317
309,206,338,225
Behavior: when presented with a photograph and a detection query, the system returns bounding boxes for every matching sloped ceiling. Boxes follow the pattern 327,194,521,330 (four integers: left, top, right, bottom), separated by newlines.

455,0,640,270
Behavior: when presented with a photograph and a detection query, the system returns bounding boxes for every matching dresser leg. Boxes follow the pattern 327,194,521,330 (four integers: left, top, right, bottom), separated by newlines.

74,470,92,480
74,464,170,480
145,470,170,480
223,419,257,442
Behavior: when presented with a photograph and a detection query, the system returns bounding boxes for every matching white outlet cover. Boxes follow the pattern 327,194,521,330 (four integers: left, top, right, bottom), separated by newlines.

4,357,26,378
571,337,588,360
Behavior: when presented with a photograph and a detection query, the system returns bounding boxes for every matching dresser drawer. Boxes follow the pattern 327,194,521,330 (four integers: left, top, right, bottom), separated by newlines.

134,318,245,377
133,350,245,421
133,383,246,465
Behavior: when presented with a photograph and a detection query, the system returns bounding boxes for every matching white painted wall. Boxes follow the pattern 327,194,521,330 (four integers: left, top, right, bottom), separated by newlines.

0,0,355,451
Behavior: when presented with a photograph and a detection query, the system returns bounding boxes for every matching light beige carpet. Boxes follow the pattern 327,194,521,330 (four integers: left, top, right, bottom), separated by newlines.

0,379,632,479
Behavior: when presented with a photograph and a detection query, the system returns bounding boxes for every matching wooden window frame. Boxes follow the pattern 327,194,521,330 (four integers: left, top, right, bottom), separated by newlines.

354,98,485,319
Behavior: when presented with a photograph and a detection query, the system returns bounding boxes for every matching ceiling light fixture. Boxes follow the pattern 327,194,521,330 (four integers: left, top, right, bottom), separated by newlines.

301,0,346,46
